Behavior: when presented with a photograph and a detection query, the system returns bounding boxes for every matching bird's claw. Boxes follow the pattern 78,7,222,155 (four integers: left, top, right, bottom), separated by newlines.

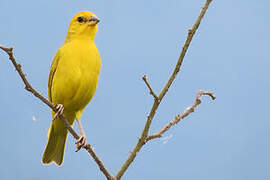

53,104,64,120
75,135,88,152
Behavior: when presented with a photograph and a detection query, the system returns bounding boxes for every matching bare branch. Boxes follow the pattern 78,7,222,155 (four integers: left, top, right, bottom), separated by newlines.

0,45,114,180
146,90,216,142
115,0,213,179
142,75,159,101
159,0,213,100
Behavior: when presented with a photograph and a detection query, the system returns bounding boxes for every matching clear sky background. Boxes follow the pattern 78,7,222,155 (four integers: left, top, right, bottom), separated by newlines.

0,0,269,179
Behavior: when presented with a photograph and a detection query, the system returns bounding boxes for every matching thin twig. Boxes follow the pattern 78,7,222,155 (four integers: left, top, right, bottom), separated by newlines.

146,90,216,142
142,75,159,101
0,45,114,180
115,0,213,179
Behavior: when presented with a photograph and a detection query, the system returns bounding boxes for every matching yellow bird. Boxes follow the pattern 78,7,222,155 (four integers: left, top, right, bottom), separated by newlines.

42,11,101,166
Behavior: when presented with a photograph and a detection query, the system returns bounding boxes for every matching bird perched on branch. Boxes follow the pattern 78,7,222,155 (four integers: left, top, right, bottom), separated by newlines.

42,11,101,166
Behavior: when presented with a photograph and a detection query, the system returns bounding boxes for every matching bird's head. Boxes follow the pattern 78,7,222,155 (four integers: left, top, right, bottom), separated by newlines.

65,11,100,42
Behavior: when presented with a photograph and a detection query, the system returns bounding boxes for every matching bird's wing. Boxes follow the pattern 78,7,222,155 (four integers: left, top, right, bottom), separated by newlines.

48,50,60,103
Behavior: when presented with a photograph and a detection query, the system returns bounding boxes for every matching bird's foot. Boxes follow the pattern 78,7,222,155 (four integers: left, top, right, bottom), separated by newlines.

53,104,64,120
75,135,88,152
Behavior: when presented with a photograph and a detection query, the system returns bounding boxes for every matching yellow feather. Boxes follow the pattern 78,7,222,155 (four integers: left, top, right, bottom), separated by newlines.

42,11,101,166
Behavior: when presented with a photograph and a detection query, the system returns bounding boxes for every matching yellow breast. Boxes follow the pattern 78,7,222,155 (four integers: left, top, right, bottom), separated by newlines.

50,39,101,117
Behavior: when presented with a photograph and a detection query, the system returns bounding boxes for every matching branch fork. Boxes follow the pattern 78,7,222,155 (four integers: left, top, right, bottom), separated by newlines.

145,90,216,143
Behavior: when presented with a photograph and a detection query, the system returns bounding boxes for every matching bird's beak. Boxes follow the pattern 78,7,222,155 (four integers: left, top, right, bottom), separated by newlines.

89,16,100,25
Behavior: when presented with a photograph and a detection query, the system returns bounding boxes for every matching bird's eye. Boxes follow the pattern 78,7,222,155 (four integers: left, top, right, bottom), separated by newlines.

77,16,84,23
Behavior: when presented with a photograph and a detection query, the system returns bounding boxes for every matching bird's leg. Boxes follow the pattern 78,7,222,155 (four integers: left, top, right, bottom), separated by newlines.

53,104,64,120
75,118,88,151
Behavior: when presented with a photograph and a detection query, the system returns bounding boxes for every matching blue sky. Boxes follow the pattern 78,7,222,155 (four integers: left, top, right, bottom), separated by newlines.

0,0,269,179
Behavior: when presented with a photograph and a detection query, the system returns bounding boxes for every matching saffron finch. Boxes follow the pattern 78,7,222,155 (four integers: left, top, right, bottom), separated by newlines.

42,11,101,166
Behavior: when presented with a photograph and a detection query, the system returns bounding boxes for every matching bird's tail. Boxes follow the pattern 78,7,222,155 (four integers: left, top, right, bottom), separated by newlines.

42,117,68,166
